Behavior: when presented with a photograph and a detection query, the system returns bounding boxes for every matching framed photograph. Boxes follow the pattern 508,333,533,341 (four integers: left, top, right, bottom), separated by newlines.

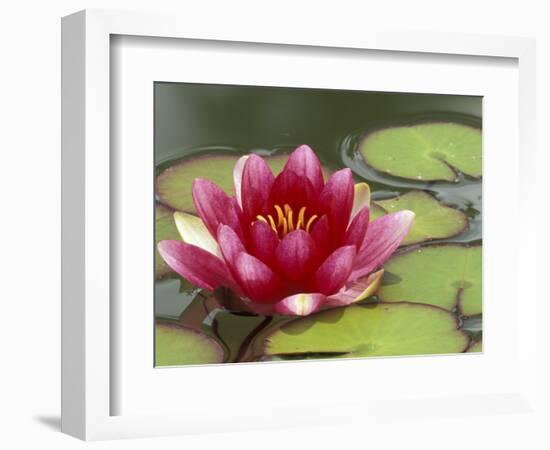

62,9,539,441
153,82,482,367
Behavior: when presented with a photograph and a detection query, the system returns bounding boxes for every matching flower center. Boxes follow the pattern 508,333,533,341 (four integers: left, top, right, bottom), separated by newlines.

256,204,318,237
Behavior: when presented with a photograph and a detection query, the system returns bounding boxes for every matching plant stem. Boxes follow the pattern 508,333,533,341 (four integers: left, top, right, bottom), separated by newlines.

234,316,273,363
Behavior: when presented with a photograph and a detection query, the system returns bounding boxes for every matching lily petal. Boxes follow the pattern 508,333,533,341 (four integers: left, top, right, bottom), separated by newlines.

351,182,371,219
269,169,316,209
282,145,324,194
233,155,249,208
344,206,370,249
234,253,285,303
250,220,279,267
318,168,354,243
157,240,234,291
192,178,244,239
273,293,326,316
241,154,275,220
217,225,285,303
325,270,384,306
216,224,246,269
275,230,320,282
308,245,356,295
173,211,221,256
350,210,415,281
310,214,331,258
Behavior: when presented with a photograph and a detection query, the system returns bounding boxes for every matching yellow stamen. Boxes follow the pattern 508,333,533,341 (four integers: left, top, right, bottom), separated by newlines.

305,215,318,232
283,204,296,232
274,204,285,227
297,206,307,230
287,207,294,231
267,214,277,232
257,206,317,237
281,217,288,235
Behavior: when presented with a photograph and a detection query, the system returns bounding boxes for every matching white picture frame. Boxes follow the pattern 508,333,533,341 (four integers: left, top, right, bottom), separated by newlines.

61,9,540,441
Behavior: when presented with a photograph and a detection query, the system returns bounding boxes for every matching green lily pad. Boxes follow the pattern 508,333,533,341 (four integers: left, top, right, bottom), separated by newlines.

208,311,271,362
264,303,469,358
359,122,482,181
371,191,468,245
177,291,221,331
155,204,181,279
468,339,482,353
378,245,482,316
155,320,225,366
157,153,320,212
369,202,387,221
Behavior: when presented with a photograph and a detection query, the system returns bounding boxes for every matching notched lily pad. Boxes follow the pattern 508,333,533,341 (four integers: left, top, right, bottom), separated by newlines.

155,204,181,279
177,291,221,331
369,202,387,221
371,191,468,245
359,122,482,182
208,310,272,362
378,245,482,316
157,153,331,212
468,339,482,353
155,320,225,366
264,303,469,358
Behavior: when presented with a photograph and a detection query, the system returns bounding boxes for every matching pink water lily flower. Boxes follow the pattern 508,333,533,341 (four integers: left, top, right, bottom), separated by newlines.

158,145,414,316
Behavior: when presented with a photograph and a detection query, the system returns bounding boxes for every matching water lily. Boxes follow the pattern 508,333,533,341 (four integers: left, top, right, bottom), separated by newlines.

158,145,414,316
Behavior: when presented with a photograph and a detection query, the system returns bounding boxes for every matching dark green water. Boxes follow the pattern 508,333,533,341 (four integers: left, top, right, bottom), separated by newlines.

154,82,482,361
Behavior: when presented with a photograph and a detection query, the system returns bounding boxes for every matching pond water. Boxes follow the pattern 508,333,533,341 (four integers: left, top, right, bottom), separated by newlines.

154,82,482,364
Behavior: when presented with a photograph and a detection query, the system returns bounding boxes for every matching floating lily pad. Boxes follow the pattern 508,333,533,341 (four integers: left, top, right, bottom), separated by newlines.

177,291,221,331
155,320,225,366
371,191,468,245
158,153,327,212
359,122,482,181
468,339,482,353
208,310,271,362
369,202,387,221
264,303,469,358
155,204,181,279
378,245,482,315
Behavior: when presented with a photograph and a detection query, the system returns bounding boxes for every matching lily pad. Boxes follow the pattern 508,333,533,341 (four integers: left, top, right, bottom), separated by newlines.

369,202,387,221
468,339,482,353
264,303,469,358
177,291,221,331
378,245,482,315
208,311,271,362
155,320,225,366
359,122,482,181
371,191,468,245
155,204,181,279
157,153,321,212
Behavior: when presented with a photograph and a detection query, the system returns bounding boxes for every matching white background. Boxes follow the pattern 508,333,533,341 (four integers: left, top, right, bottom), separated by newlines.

1,1,548,449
